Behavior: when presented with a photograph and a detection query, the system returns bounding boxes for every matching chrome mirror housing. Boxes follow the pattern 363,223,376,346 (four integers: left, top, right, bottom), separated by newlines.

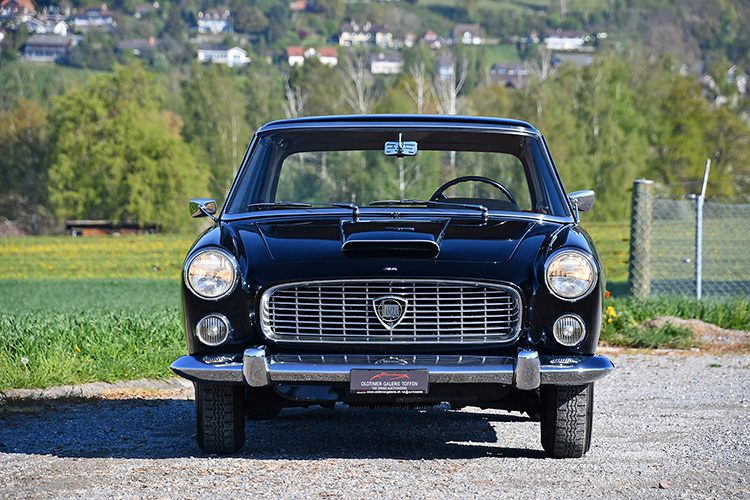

189,198,218,219
569,190,595,213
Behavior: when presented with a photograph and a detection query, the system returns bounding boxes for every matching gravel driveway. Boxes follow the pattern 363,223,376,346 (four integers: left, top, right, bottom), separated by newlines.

1,350,749,499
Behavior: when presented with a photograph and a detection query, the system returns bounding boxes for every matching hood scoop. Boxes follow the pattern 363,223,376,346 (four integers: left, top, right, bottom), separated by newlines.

341,219,448,259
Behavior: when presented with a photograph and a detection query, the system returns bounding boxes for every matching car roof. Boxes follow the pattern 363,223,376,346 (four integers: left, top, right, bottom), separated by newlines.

257,114,540,136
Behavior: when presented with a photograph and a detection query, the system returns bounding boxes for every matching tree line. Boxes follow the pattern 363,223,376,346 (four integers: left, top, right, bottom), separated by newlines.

1,51,748,233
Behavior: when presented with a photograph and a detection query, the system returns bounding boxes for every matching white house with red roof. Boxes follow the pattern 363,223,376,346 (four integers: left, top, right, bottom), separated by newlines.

0,0,35,22
287,46,338,67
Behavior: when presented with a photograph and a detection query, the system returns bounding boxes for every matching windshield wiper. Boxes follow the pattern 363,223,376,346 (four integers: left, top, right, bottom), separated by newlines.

247,202,313,210
247,202,360,220
369,199,489,221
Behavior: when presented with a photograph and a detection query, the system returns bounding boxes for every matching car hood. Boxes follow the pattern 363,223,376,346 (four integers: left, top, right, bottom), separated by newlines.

246,216,547,264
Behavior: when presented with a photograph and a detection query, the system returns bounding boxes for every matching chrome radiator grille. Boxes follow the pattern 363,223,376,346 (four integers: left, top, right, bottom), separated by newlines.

260,280,522,345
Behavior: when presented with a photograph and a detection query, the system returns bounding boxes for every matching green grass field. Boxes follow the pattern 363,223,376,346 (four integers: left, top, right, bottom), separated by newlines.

0,226,745,391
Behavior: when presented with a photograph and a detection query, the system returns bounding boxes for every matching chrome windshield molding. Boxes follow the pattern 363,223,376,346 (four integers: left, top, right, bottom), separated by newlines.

257,120,541,139
220,209,575,224
259,279,523,346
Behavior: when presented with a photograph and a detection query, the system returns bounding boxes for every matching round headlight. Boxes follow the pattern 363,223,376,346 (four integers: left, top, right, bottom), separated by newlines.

185,248,239,299
545,250,596,300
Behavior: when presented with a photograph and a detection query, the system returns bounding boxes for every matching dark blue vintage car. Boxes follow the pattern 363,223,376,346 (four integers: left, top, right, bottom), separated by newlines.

171,115,613,457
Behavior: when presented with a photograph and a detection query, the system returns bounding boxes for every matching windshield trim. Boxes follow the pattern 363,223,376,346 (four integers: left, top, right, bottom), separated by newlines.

220,207,574,225
223,122,569,219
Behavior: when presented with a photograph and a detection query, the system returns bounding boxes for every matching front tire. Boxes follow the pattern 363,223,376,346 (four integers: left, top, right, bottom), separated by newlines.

195,382,246,455
540,383,594,458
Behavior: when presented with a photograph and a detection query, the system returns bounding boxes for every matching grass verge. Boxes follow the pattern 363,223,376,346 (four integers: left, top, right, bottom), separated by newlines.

601,295,750,349
0,309,184,391
0,279,185,391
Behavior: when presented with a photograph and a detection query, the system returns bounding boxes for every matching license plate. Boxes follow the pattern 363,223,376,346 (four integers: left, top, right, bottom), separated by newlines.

350,369,429,394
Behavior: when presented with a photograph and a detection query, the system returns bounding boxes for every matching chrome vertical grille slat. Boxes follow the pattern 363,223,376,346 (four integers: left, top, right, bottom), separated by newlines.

260,280,522,345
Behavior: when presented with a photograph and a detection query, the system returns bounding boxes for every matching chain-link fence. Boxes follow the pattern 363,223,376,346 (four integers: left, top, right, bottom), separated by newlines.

628,179,750,299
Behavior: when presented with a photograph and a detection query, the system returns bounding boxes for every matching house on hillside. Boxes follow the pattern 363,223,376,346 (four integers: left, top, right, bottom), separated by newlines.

27,18,68,36
287,46,338,67
198,8,232,34
40,4,69,21
23,33,75,61
436,55,454,79
552,52,594,67
420,30,441,49
339,20,393,48
490,62,529,88
317,47,338,66
287,45,304,66
544,30,586,51
118,37,158,56
0,0,36,22
134,3,159,19
450,23,484,45
290,1,312,12
370,51,402,74
71,5,116,31
197,46,249,67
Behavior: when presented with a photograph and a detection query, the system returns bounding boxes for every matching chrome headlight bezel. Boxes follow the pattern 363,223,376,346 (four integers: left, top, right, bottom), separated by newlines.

184,248,240,300
196,313,233,346
552,313,587,347
544,249,598,301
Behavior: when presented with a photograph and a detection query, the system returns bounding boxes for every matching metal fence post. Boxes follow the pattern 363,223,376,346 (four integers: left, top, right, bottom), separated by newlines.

695,159,711,300
629,179,654,300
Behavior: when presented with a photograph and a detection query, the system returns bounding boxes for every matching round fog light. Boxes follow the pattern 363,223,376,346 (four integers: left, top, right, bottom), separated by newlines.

196,314,232,346
552,314,586,346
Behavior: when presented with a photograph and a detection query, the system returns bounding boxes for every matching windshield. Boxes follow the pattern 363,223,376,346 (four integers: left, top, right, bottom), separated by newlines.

225,128,569,216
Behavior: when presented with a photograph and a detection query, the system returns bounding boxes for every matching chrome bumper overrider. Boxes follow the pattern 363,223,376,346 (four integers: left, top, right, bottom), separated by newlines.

171,348,614,391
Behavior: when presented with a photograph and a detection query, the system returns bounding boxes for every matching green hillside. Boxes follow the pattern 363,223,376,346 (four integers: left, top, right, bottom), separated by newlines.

0,0,749,233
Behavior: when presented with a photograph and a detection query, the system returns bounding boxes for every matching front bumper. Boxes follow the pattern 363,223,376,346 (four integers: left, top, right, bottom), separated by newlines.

171,348,614,391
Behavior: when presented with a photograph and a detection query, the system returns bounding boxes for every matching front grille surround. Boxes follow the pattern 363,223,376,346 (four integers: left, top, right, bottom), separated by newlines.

259,279,523,345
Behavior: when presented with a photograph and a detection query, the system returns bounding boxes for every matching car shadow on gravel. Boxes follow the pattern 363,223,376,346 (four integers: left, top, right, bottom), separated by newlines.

0,398,546,460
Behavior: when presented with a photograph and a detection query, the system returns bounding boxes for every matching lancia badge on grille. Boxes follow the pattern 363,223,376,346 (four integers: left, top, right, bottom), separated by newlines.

373,296,408,331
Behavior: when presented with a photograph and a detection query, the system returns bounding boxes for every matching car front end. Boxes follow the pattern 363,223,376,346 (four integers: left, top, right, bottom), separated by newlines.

171,115,613,457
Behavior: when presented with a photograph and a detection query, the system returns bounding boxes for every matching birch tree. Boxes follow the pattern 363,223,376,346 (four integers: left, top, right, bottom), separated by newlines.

342,52,379,114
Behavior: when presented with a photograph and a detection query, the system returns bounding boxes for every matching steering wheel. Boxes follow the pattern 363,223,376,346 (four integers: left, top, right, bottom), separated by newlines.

430,176,517,206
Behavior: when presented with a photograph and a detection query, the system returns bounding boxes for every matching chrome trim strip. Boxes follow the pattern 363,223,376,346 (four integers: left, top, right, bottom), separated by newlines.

539,355,615,386
170,355,244,384
171,351,614,388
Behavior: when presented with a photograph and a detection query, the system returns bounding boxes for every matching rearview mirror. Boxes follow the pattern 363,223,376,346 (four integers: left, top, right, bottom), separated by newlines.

189,198,217,219
569,190,595,213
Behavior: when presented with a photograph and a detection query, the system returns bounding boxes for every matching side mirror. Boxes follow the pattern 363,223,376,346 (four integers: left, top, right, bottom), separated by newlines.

189,198,218,220
569,190,595,213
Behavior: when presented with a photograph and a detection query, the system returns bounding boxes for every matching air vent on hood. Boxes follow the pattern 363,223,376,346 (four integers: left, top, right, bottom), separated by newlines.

341,219,447,259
